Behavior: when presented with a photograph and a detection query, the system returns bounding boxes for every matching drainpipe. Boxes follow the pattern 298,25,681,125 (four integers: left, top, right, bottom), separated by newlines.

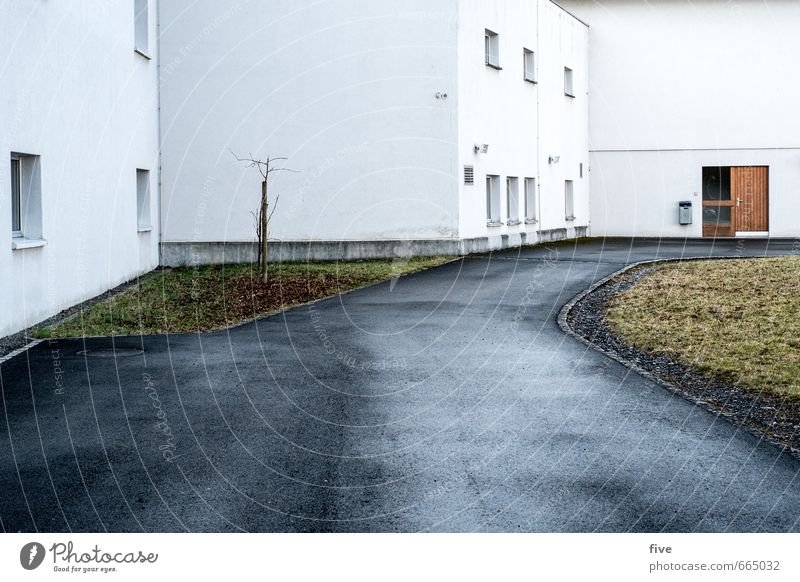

156,0,163,267
536,0,542,231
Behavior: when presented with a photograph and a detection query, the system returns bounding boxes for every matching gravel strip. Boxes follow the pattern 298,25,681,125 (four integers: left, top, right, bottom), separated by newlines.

560,259,800,460
0,270,163,359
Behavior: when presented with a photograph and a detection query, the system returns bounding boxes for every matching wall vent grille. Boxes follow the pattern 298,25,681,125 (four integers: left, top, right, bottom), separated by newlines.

464,166,475,185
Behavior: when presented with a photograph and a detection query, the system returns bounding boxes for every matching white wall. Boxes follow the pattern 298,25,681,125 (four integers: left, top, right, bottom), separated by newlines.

159,0,461,244
536,1,590,234
591,149,800,239
456,0,539,240
0,0,160,337
560,0,800,237
456,0,589,241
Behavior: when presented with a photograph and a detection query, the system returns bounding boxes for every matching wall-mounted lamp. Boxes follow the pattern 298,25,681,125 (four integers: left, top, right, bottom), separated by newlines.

548,155,561,165
474,144,490,154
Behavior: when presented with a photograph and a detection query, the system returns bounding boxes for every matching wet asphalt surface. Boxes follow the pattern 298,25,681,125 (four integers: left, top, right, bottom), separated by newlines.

1,238,799,533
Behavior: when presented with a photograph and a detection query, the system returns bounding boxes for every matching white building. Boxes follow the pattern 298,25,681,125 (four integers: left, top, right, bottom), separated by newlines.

1,0,160,338
2,0,798,338
560,0,800,238
158,0,589,265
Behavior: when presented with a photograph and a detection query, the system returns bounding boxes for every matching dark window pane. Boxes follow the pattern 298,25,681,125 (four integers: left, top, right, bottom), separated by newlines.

703,167,731,201
11,158,21,233
703,206,732,225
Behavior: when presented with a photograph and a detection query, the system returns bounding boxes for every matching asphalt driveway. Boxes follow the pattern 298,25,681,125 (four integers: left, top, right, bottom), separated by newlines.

1,238,799,532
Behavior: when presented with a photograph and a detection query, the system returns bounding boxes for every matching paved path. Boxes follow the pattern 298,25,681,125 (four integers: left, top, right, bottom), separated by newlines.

2,239,799,532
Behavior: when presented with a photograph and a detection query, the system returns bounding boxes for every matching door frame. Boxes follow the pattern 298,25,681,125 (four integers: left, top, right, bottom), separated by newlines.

702,166,769,238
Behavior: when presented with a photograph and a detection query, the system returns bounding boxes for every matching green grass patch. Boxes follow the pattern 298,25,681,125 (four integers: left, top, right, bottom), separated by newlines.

36,257,452,338
605,257,800,400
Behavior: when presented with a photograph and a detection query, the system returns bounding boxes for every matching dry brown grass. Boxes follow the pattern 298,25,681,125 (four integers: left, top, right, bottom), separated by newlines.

605,257,800,400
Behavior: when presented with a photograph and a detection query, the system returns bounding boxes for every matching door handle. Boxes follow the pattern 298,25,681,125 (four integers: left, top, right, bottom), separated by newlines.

736,198,743,207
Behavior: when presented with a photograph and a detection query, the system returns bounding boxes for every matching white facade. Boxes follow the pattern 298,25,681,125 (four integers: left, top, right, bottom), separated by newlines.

0,0,161,338
159,0,459,247
560,0,800,238
7,1,798,339
457,0,589,245
158,0,589,263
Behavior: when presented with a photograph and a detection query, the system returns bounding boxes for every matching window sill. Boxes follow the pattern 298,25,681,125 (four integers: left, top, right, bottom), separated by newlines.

565,216,577,222
486,221,503,228
138,226,153,234
134,48,152,60
525,218,538,225
506,220,522,227
12,238,47,251
524,78,537,85
485,63,503,71
564,92,576,99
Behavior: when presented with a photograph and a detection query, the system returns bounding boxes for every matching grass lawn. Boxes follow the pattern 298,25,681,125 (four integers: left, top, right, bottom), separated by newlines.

605,257,800,400
36,257,452,338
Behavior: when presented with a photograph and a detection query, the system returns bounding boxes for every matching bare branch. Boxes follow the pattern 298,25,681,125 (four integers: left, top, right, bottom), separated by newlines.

230,149,259,165
266,167,301,175
231,150,298,179
268,194,281,223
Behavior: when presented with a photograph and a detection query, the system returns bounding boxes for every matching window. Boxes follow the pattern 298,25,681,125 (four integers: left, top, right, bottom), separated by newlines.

524,178,537,223
486,175,501,225
10,157,21,236
506,177,520,225
702,167,731,201
134,0,149,55
137,169,151,230
485,29,500,69
564,67,575,97
9,153,43,246
703,206,732,229
565,180,575,220
523,49,536,83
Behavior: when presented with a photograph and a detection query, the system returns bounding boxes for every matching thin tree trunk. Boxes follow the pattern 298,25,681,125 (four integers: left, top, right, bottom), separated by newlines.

261,179,269,282
256,205,263,273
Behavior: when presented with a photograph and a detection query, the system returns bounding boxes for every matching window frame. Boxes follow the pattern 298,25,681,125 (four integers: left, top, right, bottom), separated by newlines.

564,66,575,98
486,175,501,226
10,156,22,238
523,49,536,83
506,177,520,225
9,152,44,248
134,0,150,57
565,180,576,221
524,178,537,224
485,29,501,70
136,168,152,231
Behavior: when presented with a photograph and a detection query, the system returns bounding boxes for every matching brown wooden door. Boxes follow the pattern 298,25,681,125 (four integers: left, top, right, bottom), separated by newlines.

733,166,769,233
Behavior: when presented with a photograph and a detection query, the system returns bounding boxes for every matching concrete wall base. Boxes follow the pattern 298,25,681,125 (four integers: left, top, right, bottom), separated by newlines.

160,227,590,266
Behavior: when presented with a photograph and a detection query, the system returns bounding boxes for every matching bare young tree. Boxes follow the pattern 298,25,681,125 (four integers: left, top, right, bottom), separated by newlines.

231,151,297,282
